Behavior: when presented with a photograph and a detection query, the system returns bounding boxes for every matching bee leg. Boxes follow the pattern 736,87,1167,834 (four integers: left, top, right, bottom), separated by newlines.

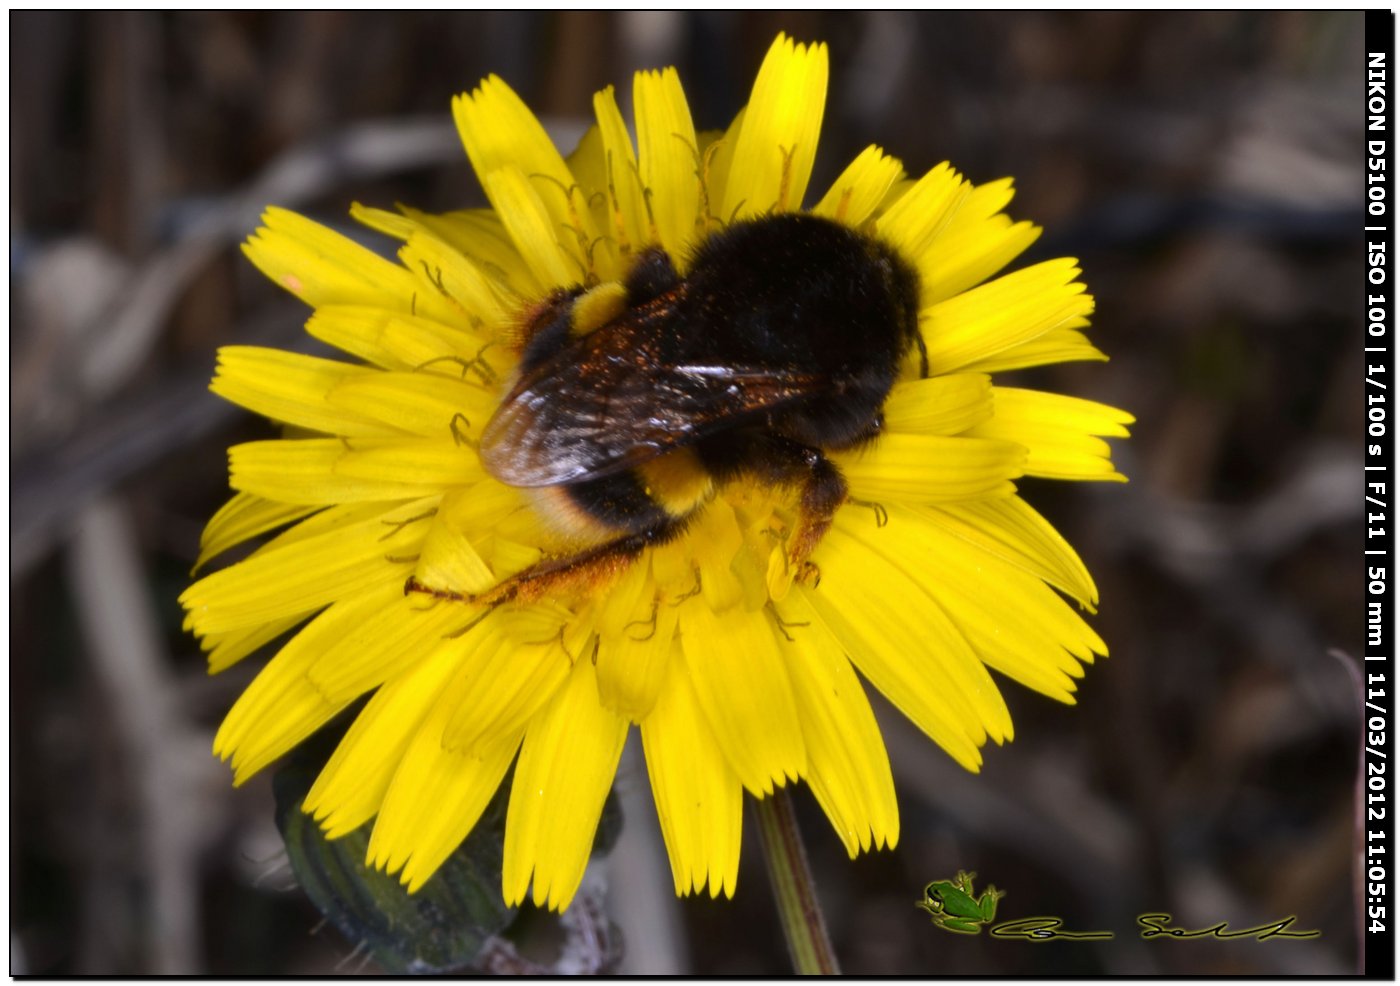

486,539,644,605
404,536,643,608
474,517,690,607
787,450,848,568
716,434,847,568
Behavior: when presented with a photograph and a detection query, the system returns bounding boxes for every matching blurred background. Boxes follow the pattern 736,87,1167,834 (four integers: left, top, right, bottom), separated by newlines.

10,10,1367,975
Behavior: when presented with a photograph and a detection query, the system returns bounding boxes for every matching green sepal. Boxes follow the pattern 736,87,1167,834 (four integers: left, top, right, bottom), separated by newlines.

271,726,626,973
272,740,515,974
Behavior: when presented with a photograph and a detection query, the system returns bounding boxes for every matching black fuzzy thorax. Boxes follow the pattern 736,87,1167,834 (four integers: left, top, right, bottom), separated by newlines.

674,214,921,461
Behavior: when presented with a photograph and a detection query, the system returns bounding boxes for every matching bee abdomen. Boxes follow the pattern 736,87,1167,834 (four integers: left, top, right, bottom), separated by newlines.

566,471,676,534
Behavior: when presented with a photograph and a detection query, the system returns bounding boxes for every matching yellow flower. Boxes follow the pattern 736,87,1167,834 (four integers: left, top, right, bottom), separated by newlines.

182,34,1131,912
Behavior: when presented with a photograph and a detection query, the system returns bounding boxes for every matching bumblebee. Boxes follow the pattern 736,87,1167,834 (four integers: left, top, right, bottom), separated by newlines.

413,213,923,604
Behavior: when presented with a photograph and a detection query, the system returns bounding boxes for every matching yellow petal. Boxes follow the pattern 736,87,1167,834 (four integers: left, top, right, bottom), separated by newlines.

211,347,399,438
909,175,1043,306
503,656,628,910
326,372,497,441
970,388,1133,482
565,123,608,228
641,660,742,897
774,593,898,857
963,323,1107,373
340,440,481,488
874,162,970,264
881,373,994,436
397,228,509,326
227,440,408,505
401,207,543,300
721,34,828,219
348,202,514,326
917,495,1100,609
202,613,306,674
439,607,575,755
368,684,522,891
305,305,490,372
452,72,576,183
213,579,409,783
591,86,648,271
349,203,415,240
870,506,1105,702
701,109,745,231
453,75,596,249
242,208,455,322
812,144,905,227
304,638,465,837
897,508,1105,661
181,499,434,637
689,498,746,612
481,167,580,289
304,591,471,706
410,488,500,596
677,596,806,795
195,493,319,572
918,219,1042,308
228,439,477,505
594,562,679,721
422,478,545,556
833,433,1026,503
803,513,1016,767
634,67,702,259
944,177,1017,233
921,258,1094,374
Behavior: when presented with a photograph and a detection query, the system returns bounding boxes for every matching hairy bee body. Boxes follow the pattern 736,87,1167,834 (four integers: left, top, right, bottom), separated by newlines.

469,212,923,597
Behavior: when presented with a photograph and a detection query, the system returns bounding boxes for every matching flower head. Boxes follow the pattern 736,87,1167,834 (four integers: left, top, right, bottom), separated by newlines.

182,34,1131,911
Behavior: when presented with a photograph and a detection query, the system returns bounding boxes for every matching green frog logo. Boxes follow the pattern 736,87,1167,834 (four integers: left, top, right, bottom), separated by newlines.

915,871,1005,935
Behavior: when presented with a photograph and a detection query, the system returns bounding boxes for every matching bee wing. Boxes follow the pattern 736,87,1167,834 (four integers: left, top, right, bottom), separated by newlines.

480,325,818,487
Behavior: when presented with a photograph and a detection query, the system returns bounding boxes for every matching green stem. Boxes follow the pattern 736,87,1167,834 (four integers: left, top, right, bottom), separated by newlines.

753,788,840,975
